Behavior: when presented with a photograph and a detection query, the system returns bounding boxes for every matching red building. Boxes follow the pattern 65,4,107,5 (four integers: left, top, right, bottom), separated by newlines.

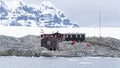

41,32,85,50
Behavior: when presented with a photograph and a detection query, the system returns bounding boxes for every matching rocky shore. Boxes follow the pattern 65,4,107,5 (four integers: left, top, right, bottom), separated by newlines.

0,35,120,57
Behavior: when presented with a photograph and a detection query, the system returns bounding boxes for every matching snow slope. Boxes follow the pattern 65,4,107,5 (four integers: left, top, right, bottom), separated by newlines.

0,26,119,39
40,27,120,39
0,0,79,28
0,26,41,37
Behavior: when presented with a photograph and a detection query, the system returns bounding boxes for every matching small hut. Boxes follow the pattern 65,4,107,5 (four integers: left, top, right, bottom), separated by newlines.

41,36,58,51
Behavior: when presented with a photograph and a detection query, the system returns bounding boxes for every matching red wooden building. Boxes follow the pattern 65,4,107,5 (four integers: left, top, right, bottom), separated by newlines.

41,32,85,50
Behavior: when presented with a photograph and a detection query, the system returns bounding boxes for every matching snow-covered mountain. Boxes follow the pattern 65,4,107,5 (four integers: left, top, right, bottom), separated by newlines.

0,0,79,28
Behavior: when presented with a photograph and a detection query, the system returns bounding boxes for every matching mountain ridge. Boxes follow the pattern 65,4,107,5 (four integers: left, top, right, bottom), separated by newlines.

0,0,79,28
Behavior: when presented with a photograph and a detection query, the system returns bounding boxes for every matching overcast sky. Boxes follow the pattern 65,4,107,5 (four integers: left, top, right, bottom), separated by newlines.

7,0,120,27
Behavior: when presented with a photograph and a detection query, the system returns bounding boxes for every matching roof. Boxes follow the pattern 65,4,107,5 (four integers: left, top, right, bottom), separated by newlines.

41,32,85,35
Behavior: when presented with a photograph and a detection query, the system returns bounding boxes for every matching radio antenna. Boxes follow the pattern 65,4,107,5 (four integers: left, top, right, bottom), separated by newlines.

99,11,101,37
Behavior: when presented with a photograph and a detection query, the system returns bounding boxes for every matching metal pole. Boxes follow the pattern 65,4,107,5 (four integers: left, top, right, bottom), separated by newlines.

99,11,101,37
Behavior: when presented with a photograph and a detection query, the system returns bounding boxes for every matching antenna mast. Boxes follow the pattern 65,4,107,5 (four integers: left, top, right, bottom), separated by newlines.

99,11,101,37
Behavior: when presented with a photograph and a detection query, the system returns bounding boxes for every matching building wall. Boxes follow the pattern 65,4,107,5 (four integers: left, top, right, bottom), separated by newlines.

41,37,58,51
64,34,85,41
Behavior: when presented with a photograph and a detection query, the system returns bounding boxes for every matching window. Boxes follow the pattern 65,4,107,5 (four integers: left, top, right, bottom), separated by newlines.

80,35,82,38
76,35,78,38
63,35,65,38
47,41,51,45
66,35,68,38
70,35,72,38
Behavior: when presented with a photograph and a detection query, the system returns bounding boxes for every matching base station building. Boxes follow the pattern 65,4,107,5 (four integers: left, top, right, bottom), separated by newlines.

41,32,85,50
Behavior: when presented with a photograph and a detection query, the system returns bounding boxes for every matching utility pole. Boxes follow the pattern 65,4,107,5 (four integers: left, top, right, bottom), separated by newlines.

99,11,101,37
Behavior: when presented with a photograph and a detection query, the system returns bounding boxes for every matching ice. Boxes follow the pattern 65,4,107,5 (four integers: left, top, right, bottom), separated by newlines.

0,57,120,68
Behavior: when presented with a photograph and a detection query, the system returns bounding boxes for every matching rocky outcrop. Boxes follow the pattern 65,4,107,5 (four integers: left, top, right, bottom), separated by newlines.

56,37,120,57
0,35,120,57
86,37,120,50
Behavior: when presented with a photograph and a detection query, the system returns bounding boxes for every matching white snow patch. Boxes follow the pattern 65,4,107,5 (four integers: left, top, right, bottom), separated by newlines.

0,26,40,37
79,62,92,64
40,27,120,39
4,0,20,11
67,58,78,62
0,27,119,39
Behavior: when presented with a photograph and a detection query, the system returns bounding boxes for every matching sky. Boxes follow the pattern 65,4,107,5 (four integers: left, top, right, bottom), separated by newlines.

3,0,120,27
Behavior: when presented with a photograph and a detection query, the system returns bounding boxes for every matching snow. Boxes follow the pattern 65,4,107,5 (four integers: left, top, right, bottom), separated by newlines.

0,0,78,28
40,1,59,15
0,56,120,68
4,0,21,11
41,1,55,7
40,27,120,39
0,26,41,37
0,26,119,39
